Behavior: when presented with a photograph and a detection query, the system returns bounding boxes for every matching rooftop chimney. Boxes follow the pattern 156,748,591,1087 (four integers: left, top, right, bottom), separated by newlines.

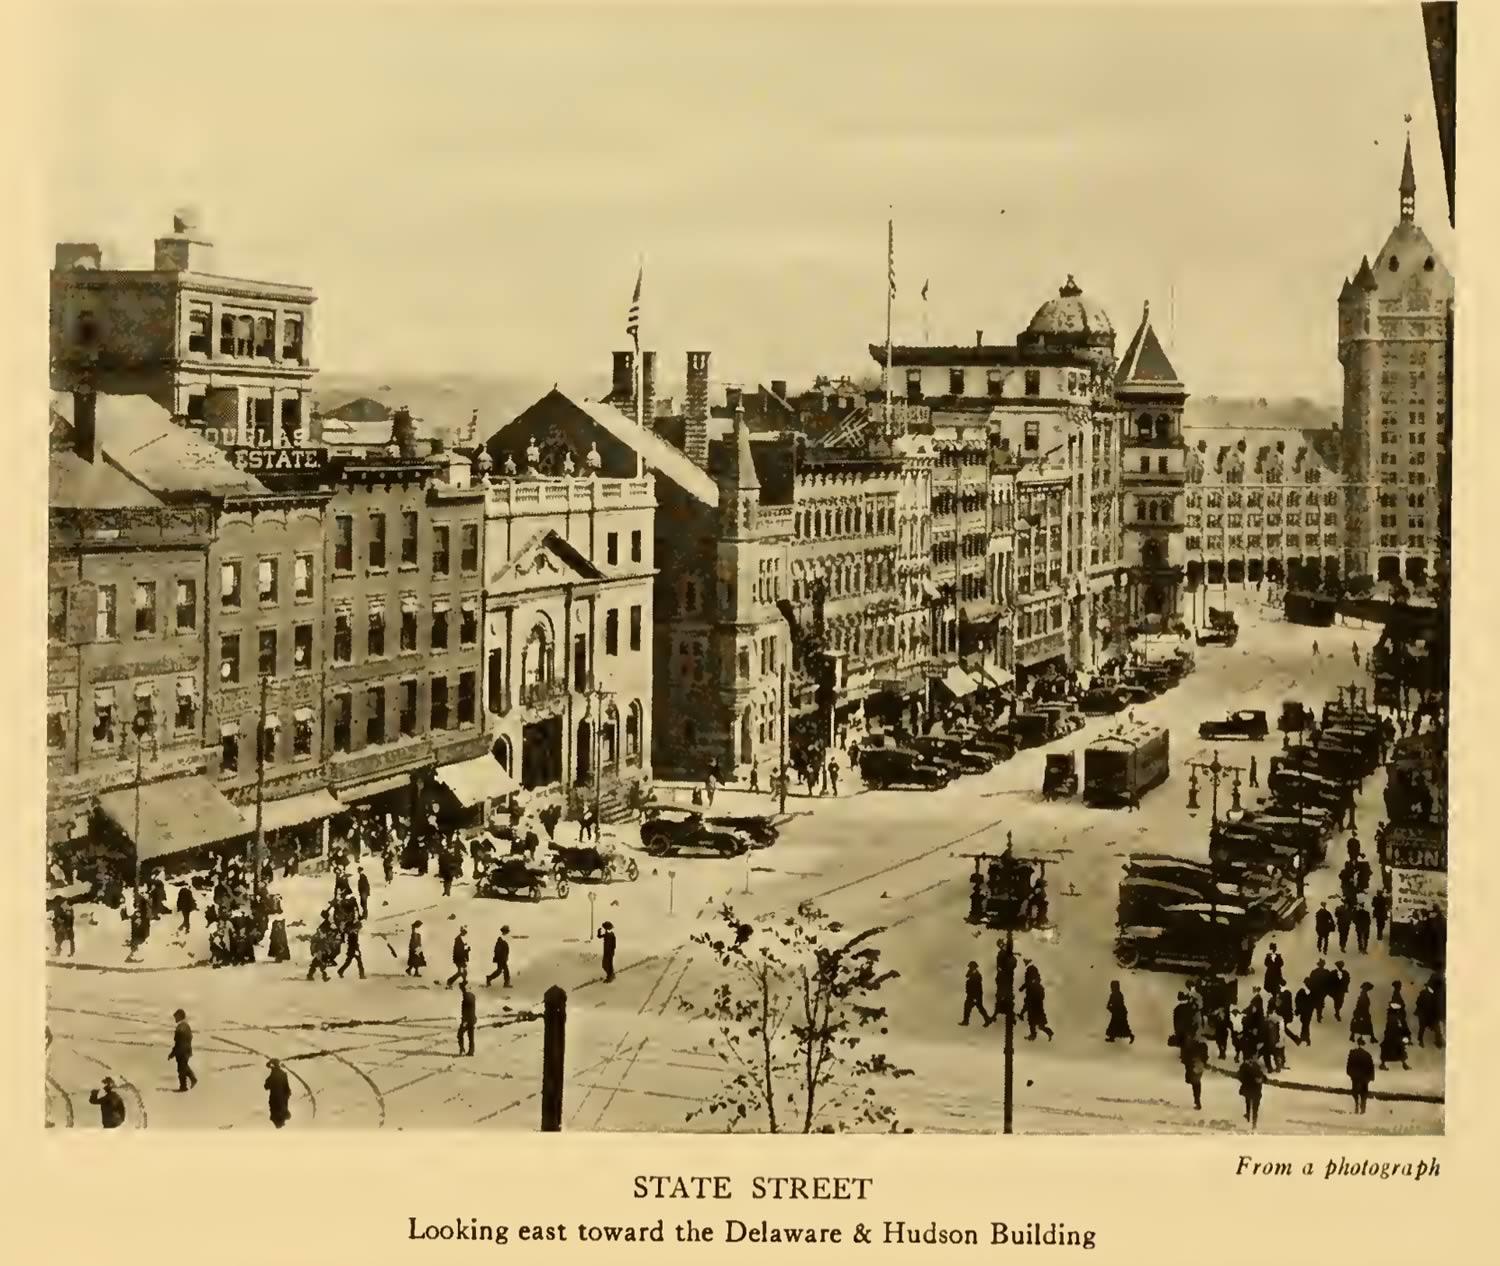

73,389,97,464
392,405,417,459
610,350,636,419
771,378,788,401
976,330,983,347
154,208,215,272
641,350,657,428
684,352,711,468
725,385,743,413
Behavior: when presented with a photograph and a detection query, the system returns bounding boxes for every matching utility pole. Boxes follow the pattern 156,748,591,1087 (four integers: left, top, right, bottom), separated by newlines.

779,661,788,815
252,674,269,903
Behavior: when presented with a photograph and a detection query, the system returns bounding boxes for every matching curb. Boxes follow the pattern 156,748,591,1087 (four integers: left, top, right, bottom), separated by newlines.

1205,1061,1444,1105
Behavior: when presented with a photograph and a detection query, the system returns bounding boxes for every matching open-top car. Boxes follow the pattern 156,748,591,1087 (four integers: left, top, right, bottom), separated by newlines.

708,814,780,849
639,807,752,857
477,856,569,901
1198,709,1269,741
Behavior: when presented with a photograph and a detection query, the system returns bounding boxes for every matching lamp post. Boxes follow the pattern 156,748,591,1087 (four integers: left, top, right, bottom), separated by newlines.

583,681,613,828
1185,750,1243,827
127,704,158,894
251,674,270,904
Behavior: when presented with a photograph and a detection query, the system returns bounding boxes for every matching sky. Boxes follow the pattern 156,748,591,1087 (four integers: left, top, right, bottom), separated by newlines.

41,2,1452,405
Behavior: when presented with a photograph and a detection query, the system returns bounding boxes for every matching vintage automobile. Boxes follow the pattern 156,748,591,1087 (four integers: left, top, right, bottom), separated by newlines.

552,842,641,882
639,808,753,858
1042,752,1078,800
1279,700,1314,733
1034,703,1087,736
709,814,780,849
859,745,956,790
1005,711,1056,749
1115,906,1258,976
910,734,996,774
477,856,569,902
1078,686,1130,716
1198,708,1270,741
955,727,1017,761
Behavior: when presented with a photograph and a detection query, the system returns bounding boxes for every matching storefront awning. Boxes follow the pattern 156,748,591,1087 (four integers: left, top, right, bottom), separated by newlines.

434,754,517,807
974,665,1015,690
97,776,249,863
937,666,978,699
251,788,343,833
921,579,943,601
335,772,412,803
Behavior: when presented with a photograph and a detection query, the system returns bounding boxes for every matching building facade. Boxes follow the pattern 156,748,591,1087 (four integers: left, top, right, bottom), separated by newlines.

50,213,319,449
1337,138,1453,585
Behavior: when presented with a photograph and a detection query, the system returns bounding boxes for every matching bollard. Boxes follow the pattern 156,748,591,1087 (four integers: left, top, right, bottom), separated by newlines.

541,985,567,1132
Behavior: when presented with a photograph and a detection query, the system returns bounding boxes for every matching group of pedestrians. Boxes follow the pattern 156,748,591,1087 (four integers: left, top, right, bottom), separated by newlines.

958,942,1053,1041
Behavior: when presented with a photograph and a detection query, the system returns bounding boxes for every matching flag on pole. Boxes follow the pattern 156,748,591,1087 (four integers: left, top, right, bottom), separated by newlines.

887,221,896,299
921,279,929,302
625,264,642,350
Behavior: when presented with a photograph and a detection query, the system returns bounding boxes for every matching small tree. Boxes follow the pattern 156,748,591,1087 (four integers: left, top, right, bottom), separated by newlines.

679,900,913,1132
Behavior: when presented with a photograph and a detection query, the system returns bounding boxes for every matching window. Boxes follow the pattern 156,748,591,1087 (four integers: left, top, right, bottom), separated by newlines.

605,608,619,656
259,716,279,764
334,517,353,572
47,696,67,749
366,687,386,744
219,314,236,356
949,368,965,396
293,623,313,671
293,711,313,758
90,686,115,745
1024,421,1039,452
174,579,196,632
48,587,66,641
1139,456,1150,474
133,581,156,635
460,599,478,647
333,611,352,663
401,511,419,566
1157,456,1169,474
606,532,619,566
987,369,1004,398
400,680,418,737
629,604,642,651
431,601,450,650
431,677,450,730
220,561,242,609
221,732,239,775
631,530,642,562
220,634,240,683
461,524,479,573
368,603,386,657
282,317,302,361
252,397,273,445
905,368,922,403
187,307,211,354
332,694,351,752
401,604,418,652
433,526,450,575
257,558,278,604
293,554,313,600
368,513,387,569
1024,370,1041,397
94,584,118,640
258,629,277,676
457,671,476,726
280,397,301,443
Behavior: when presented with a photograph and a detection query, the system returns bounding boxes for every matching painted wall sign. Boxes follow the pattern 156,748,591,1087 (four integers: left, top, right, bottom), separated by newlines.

225,446,329,474
1390,866,1447,925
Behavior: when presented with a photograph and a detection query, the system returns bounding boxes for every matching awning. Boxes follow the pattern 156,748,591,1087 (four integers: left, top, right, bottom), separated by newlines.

335,772,412,803
251,787,343,833
97,775,249,862
434,754,518,806
974,666,1015,690
921,579,943,601
937,666,978,699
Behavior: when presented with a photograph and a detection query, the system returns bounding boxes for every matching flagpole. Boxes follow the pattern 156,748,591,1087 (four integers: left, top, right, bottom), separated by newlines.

633,256,644,478
885,212,894,430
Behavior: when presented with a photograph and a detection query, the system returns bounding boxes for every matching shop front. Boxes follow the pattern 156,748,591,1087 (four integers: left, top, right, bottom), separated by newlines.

431,752,519,832
94,773,251,880
250,787,343,872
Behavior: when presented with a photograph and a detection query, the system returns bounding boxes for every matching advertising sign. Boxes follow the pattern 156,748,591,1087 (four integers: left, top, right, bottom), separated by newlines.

225,446,329,475
1390,866,1447,926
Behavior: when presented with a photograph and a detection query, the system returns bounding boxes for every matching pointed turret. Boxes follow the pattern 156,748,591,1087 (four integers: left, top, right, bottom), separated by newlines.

1399,132,1416,223
1353,255,1378,291
1115,299,1182,391
1337,275,1356,305
727,402,759,492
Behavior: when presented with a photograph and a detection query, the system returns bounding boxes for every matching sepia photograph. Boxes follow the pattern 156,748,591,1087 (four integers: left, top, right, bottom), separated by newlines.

35,0,1455,1142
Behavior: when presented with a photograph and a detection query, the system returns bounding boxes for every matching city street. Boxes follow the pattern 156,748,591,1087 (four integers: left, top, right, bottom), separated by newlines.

45,603,1442,1134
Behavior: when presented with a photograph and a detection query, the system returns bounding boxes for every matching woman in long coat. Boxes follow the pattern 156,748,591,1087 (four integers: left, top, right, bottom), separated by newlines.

264,1059,292,1129
406,919,426,977
1105,981,1134,1043
1379,1001,1411,1070
1022,964,1054,1041
1349,982,1377,1042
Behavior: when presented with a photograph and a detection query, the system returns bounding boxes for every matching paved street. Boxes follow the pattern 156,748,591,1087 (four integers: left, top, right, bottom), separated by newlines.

45,604,1441,1134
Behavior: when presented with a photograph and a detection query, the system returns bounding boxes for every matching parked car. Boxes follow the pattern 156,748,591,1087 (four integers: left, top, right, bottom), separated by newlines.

1198,709,1270,741
910,735,996,774
639,808,752,857
859,746,956,790
1006,711,1055,749
1078,686,1129,716
958,728,1017,761
1034,703,1086,735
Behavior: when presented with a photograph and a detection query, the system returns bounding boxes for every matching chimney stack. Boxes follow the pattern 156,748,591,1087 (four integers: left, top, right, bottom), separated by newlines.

684,351,711,468
976,330,983,346
73,389,98,464
725,385,743,413
392,405,417,459
771,379,787,401
641,350,657,428
610,350,637,421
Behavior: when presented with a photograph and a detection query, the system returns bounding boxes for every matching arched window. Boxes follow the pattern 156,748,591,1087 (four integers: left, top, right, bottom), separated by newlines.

492,735,513,772
1137,501,1147,521
521,622,552,688
625,701,642,760
1136,414,1153,441
603,704,619,769
1155,415,1171,442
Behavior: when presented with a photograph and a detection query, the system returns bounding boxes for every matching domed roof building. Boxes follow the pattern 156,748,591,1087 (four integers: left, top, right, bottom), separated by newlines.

1017,276,1116,369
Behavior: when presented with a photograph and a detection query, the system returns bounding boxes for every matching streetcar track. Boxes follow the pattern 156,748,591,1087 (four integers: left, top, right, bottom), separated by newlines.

75,1050,148,1128
593,1038,651,1129
46,1074,75,1128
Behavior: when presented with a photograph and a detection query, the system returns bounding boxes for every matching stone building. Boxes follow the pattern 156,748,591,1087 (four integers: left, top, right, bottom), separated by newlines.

50,213,319,449
1336,136,1453,585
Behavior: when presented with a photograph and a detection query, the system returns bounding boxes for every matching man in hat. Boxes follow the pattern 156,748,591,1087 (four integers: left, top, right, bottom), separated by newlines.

1346,1037,1375,1114
485,925,512,988
1335,900,1353,954
1237,1054,1266,1130
265,1059,292,1129
1293,978,1317,1047
457,985,477,1056
1414,977,1444,1049
1309,959,1333,1023
447,927,470,989
356,866,371,921
168,1009,197,1092
960,960,993,1027
1352,900,1372,954
175,883,197,934
1262,943,1286,998
1314,902,1335,955
88,1077,126,1128
337,919,366,980
598,921,617,983
1181,1029,1209,1111
1328,961,1353,1022
406,919,425,977
1372,887,1389,942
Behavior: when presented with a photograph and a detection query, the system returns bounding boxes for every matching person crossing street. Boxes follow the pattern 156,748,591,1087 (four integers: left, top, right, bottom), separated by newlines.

447,927,470,988
960,961,993,1027
457,985,477,1056
485,926,512,988
168,1008,197,1092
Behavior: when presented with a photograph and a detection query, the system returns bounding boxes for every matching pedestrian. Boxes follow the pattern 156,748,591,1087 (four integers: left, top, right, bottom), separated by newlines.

406,920,425,977
1170,991,1196,1048
598,920,617,982
265,1058,292,1129
1264,1012,1287,1073
357,867,371,921
994,939,1017,1021
89,1077,126,1128
176,884,197,933
306,915,333,981
961,961,993,1027
1346,1037,1375,1114
1275,987,1295,1036
749,764,760,794
485,925,512,988
53,902,76,957
705,768,717,807
337,921,366,979
1021,964,1053,1041
1313,901,1334,955
1293,980,1315,1047
1248,753,1258,788
1210,1006,1231,1060
1414,978,1443,1048
1182,1031,1209,1110
1352,902,1372,953
1379,1001,1411,1071
1262,942,1285,997
827,757,840,796
1312,640,1319,658
1372,888,1389,942
1328,961,1352,1022
1350,982,1376,1042
447,927,470,988
1309,959,1332,1022
168,1008,197,1092
457,985,477,1056
1104,981,1134,1043
1335,901,1352,953
382,845,395,885
1237,1055,1266,1129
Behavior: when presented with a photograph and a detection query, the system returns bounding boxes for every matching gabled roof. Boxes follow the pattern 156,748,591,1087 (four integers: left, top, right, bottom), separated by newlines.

317,396,392,423
50,446,162,509
1115,302,1182,391
97,395,268,499
486,526,606,594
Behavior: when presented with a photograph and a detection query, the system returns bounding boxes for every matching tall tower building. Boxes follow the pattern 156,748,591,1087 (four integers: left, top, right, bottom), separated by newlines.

1338,134,1453,585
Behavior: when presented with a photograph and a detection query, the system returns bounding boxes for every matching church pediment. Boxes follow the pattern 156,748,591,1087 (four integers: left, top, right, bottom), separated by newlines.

488,528,605,594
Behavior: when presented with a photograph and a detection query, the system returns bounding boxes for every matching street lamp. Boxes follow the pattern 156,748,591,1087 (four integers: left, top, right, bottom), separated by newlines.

1185,750,1243,826
125,703,158,894
583,680,614,828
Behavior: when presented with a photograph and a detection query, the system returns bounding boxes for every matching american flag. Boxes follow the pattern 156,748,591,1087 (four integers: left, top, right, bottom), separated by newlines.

625,264,642,350
887,220,896,300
